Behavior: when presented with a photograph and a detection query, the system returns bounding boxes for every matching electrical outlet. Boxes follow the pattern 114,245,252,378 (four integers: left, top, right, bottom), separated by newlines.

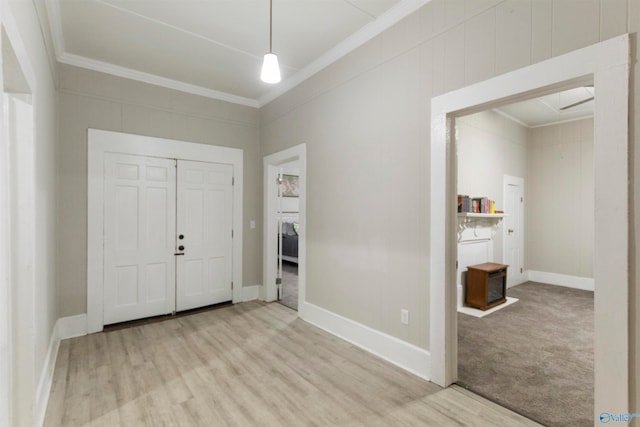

401,309,409,325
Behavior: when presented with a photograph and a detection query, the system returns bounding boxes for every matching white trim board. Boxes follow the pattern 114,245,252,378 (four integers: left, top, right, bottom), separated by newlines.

57,314,88,340
34,327,59,427
242,285,261,302
300,302,431,381
429,34,630,419
87,129,244,334
34,313,89,427
527,271,594,292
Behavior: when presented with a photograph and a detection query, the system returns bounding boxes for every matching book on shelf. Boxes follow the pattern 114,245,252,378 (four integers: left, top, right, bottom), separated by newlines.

458,195,497,214
457,195,471,213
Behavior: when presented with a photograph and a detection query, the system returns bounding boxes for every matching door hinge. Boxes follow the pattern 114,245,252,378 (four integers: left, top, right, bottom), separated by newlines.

231,229,234,238
520,197,524,203
231,281,234,290
456,260,458,269
232,177,235,186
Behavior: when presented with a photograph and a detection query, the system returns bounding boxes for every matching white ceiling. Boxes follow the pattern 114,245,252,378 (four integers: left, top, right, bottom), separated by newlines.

495,87,595,128
46,0,430,107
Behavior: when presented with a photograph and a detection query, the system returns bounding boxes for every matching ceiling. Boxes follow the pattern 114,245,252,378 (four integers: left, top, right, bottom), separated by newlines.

495,87,595,128
43,1,598,120
46,0,430,107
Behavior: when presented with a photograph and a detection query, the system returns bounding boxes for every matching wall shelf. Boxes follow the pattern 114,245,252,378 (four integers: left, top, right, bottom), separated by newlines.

457,213,507,242
457,213,507,219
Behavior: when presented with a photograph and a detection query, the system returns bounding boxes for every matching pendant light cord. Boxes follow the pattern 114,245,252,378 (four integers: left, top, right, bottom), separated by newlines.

269,0,273,53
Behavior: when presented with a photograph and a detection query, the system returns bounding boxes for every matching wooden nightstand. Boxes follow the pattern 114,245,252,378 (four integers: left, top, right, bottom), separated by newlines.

465,262,508,311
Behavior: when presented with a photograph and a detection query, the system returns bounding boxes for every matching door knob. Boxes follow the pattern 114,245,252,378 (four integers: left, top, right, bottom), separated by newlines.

178,234,184,240
508,229,514,234
178,245,185,251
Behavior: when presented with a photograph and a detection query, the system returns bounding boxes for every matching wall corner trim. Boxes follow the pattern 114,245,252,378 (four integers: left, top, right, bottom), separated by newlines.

300,302,431,381
242,285,261,302
35,326,60,427
35,313,87,427
57,314,89,340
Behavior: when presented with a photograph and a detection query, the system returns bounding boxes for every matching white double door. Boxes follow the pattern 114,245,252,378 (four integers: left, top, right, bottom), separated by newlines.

103,153,233,325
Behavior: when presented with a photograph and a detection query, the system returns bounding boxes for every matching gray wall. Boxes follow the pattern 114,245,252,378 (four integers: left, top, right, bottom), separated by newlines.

457,110,529,262
527,118,594,278
259,0,633,359
56,64,262,317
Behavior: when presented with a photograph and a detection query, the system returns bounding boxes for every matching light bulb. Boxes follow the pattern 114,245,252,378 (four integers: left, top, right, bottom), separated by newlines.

261,53,281,84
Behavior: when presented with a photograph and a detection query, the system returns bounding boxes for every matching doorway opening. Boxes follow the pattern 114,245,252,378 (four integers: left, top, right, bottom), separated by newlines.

275,160,301,310
429,34,630,421
263,144,306,314
454,89,595,425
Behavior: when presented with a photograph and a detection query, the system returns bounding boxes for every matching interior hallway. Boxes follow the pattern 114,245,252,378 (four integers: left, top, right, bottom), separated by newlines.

44,301,540,426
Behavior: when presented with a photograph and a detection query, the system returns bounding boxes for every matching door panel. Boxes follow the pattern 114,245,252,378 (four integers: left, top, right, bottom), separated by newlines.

176,160,233,311
104,153,177,324
504,182,524,287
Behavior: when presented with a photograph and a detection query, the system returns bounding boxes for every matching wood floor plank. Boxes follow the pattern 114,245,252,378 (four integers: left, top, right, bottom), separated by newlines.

44,301,540,426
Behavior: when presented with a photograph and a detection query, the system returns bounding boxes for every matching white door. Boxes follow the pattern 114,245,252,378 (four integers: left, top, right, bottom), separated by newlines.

104,153,177,324
176,160,233,311
504,177,525,287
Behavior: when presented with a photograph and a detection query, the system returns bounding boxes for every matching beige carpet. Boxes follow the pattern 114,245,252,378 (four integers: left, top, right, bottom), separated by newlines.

457,281,593,426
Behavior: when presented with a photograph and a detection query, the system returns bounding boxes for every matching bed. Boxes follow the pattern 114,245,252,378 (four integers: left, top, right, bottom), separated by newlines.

279,221,299,264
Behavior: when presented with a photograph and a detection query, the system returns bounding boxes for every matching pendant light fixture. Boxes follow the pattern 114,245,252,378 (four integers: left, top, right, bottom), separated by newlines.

260,0,281,84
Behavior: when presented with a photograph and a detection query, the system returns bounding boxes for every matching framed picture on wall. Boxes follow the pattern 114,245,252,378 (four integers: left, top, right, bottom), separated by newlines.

281,174,299,197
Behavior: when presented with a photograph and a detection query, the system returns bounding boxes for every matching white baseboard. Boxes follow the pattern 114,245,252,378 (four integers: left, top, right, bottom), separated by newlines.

35,314,88,426
57,314,88,340
527,270,594,291
300,302,431,381
35,325,60,427
242,285,261,302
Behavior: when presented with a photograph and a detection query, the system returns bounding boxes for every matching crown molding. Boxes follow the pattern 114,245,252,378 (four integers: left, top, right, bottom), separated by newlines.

44,0,65,58
491,108,531,128
45,0,431,109
257,0,433,107
58,53,260,108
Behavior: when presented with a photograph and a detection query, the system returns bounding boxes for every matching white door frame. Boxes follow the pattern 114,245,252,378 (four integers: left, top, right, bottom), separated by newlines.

262,144,306,315
88,129,244,333
7,95,35,427
0,91,10,427
503,175,525,287
430,34,630,419
0,10,37,424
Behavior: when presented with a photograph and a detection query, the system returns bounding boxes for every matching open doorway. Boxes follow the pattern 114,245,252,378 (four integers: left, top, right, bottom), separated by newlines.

454,88,595,426
263,144,306,314
275,160,300,310
429,35,630,422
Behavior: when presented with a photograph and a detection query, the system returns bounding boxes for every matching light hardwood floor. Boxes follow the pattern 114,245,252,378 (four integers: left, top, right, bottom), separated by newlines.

44,301,540,426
